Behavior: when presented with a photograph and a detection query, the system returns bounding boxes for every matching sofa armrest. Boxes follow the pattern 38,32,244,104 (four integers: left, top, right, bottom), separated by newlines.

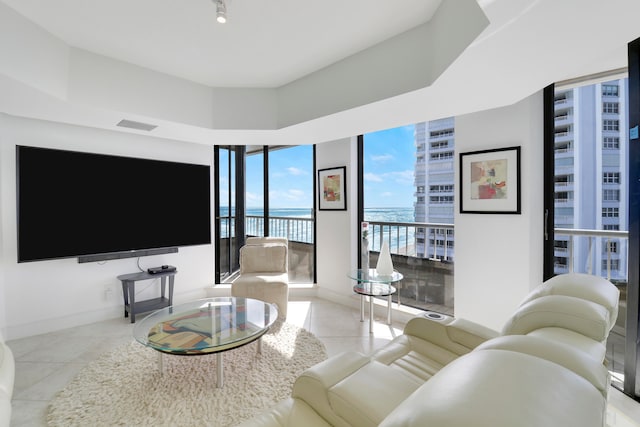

403,316,498,352
292,352,370,427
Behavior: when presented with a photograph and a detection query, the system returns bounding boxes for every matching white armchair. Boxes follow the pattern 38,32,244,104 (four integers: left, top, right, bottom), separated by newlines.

231,237,289,319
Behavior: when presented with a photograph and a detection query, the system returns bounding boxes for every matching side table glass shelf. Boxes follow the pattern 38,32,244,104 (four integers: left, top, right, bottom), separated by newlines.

348,269,403,333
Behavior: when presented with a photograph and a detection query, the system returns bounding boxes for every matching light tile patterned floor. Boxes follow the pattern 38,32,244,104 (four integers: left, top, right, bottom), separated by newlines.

6,297,640,426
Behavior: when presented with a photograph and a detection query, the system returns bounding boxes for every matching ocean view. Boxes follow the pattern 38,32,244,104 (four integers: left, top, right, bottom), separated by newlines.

233,207,415,222
220,207,417,251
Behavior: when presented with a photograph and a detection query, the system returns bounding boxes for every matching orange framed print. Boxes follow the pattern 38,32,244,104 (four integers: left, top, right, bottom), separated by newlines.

318,166,347,211
460,146,521,214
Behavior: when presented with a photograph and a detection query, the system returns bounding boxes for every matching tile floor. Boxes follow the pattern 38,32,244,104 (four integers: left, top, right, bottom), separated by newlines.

7,297,640,426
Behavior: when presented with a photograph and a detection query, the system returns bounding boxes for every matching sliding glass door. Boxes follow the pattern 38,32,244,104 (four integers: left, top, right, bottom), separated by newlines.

543,66,639,399
215,145,316,284
214,146,245,283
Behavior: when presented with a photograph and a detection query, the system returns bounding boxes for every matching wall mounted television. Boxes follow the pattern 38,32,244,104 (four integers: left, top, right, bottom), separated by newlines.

16,145,212,263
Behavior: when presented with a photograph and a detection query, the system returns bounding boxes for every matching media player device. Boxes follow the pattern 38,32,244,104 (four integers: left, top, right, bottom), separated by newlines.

147,265,177,274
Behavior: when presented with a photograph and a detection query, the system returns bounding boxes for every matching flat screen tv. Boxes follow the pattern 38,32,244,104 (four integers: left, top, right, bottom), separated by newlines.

17,145,211,263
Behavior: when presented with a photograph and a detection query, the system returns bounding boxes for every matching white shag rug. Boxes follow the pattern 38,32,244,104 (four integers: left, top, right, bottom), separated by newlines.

47,321,327,427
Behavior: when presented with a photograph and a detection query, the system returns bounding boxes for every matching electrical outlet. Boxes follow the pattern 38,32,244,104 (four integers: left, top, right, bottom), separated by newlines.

104,284,114,300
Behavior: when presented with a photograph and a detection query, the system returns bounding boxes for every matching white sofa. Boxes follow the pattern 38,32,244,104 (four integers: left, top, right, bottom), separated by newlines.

232,237,289,319
238,273,619,427
0,330,15,427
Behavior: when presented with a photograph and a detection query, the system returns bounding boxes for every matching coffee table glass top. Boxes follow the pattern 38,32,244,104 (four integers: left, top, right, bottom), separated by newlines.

348,268,403,284
133,297,278,355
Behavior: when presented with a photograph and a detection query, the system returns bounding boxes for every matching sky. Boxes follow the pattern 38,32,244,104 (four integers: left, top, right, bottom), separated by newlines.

363,124,415,208
237,124,416,209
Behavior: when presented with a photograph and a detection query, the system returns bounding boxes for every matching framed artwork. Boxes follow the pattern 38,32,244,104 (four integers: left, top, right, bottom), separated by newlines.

318,166,347,211
459,146,521,214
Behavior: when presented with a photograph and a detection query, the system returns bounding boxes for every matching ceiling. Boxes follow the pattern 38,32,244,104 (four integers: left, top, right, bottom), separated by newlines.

1,0,444,88
2,0,640,146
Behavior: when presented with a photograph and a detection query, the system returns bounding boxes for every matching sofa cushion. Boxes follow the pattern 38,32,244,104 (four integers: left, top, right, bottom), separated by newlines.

379,348,607,427
501,294,610,341
526,327,606,362
328,360,422,427
475,335,610,397
521,273,619,330
232,273,289,318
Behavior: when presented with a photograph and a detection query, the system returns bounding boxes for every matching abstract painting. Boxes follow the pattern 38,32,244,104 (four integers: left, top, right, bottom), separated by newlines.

460,146,521,214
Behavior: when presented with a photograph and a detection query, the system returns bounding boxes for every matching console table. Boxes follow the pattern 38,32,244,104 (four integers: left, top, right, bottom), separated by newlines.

118,268,176,323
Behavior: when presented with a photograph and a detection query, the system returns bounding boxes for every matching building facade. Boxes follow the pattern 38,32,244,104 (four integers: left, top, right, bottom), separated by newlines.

414,118,456,261
553,79,629,281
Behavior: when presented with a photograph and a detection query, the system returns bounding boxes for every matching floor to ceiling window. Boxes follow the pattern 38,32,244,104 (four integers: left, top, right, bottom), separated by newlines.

216,145,316,284
359,120,455,315
266,145,315,283
544,70,638,399
214,146,244,283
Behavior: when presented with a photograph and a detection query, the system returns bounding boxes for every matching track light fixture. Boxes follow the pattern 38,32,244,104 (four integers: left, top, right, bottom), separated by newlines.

215,0,227,24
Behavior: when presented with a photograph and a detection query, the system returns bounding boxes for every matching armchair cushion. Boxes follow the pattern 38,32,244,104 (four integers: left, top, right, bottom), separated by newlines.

240,244,287,274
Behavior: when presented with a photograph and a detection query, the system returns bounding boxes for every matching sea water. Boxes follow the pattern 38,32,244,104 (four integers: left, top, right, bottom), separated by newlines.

220,207,417,251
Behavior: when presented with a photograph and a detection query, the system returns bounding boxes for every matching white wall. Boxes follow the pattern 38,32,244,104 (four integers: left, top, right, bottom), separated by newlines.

0,2,69,100
454,91,544,331
0,91,546,339
0,114,215,340
315,137,359,303
68,49,215,129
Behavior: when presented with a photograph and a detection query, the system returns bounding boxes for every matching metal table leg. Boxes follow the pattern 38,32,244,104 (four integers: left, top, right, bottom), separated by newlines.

158,352,165,374
369,295,374,334
216,353,224,388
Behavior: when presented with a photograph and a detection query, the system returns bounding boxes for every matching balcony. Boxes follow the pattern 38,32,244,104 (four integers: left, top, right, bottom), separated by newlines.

554,130,574,143
365,220,455,315
554,113,573,126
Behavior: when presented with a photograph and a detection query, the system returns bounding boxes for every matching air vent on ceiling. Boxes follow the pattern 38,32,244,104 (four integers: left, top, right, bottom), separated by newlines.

116,119,158,132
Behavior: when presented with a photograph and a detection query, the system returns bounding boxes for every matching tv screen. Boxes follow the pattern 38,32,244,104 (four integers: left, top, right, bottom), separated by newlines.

17,145,211,262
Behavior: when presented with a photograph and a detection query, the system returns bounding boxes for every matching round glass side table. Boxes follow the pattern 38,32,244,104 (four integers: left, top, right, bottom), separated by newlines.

348,269,403,333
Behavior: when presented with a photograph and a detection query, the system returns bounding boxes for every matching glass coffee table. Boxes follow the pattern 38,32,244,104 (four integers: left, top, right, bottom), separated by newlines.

348,269,403,333
133,297,278,388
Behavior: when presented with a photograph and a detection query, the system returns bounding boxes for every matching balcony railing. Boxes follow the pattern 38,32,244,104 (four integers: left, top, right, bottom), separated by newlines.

223,217,627,282
554,228,628,281
245,215,314,243
366,220,454,261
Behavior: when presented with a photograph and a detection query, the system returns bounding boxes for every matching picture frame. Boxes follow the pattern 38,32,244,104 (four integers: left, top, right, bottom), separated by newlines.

318,166,347,211
459,146,521,214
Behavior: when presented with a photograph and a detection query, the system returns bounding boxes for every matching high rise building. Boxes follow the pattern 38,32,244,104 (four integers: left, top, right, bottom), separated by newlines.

553,79,628,280
414,118,455,261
